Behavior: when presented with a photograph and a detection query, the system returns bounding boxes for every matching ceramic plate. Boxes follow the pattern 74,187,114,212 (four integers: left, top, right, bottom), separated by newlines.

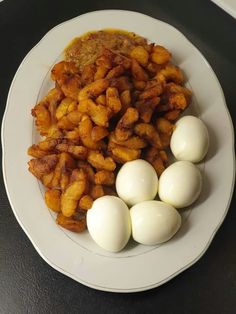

2,10,235,292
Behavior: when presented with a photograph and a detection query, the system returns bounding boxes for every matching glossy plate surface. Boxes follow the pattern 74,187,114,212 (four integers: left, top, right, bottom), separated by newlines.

2,10,235,292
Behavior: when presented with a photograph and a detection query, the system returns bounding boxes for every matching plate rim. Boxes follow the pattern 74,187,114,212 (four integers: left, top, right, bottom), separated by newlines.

2,9,235,292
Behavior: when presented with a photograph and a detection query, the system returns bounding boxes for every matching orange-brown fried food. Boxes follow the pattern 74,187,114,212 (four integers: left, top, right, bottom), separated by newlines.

130,46,149,67
145,146,168,176
81,64,96,85
134,123,162,149
56,143,88,160
32,88,64,135
77,161,95,183
78,195,93,210
61,169,87,217
115,107,139,141
135,96,160,123
78,98,109,127
55,98,77,120
78,115,106,149
87,150,116,171
28,154,58,179
50,152,76,189
109,132,147,149
91,126,109,142
110,144,141,163
156,64,184,84
90,184,105,200
131,59,149,81
106,87,122,114
94,170,115,186
78,78,109,101
56,213,86,232
45,189,61,212
150,45,171,65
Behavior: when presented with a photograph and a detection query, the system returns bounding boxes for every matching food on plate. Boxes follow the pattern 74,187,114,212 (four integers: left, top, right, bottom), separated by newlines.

158,161,202,208
116,159,158,206
130,201,181,245
170,115,209,163
27,29,192,233
87,196,131,252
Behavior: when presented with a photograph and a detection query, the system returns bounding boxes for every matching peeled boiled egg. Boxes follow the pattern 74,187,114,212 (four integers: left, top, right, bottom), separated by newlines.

87,196,131,252
130,201,181,245
158,161,202,208
170,115,209,163
116,159,158,206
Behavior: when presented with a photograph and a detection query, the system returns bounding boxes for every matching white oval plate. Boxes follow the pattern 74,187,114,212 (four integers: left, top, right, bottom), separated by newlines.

2,10,235,292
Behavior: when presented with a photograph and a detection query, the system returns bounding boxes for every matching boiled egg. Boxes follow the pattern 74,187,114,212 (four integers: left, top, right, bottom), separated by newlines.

130,201,181,245
87,196,131,252
116,159,158,206
158,161,202,208
170,115,209,163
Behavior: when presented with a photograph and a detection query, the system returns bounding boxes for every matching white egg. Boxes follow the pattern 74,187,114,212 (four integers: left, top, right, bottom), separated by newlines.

87,196,131,252
130,201,181,245
116,159,158,206
170,115,209,163
158,161,202,208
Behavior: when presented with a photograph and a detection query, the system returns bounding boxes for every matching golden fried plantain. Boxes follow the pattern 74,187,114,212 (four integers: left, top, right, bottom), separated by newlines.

28,154,58,180
87,150,116,171
45,189,61,212
56,213,86,232
115,107,139,141
134,123,162,149
94,170,115,186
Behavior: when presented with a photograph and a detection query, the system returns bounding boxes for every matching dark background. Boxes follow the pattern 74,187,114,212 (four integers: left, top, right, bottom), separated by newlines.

0,1,235,313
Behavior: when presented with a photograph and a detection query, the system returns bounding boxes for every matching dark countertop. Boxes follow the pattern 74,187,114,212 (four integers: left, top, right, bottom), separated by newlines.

0,1,235,313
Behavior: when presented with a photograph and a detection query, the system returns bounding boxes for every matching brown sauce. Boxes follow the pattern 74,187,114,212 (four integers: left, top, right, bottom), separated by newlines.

65,29,147,71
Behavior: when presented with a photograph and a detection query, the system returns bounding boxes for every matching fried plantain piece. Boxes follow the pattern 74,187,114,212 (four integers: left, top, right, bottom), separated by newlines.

120,90,131,115
110,143,141,163
110,76,133,93
56,143,88,160
106,87,122,114
51,152,76,189
87,150,116,171
94,170,115,186
55,97,77,120
32,88,64,135
106,65,125,79
138,84,163,100
28,145,51,158
131,59,149,81
135,96,160,123
156,117,175,136
94,50,113,80
45,189,61,213
150,45,172,65
77,161,95,183
57,111,83,130
56,213,86,232
61,169,87,217
130,46,149,67
78,195,93,210
144,146,168,176
81,64,96,85
91,126,109,142
115,107,139,141
78,98,109,127
78,78,109,101
89,184,105,200
155,64,184,84
51,61,79,82
134,123,162,149
28,154,58,180
163,109,181,121
78,115,106,149
109,132,147,149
